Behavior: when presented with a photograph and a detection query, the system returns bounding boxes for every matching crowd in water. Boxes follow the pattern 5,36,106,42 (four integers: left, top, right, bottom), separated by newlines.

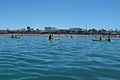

48,34,111,42
93,36,111,42
10,35,20,38
8,34,120,42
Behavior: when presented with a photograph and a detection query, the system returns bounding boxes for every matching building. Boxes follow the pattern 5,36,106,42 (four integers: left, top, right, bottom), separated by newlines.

57,29,69,34
69,28,83,34
44,27,57,32
69,28,82,31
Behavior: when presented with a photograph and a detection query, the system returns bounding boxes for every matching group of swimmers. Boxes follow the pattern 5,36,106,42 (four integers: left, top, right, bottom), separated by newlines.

49,34,111,42
11,35,18,38
10,34,111,42
96,36,111,42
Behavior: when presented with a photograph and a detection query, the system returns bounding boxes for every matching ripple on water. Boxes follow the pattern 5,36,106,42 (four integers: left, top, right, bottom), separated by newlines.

0,36,120,80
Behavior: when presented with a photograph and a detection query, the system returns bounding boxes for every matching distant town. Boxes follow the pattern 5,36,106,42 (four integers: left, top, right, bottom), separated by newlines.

0,26,120,35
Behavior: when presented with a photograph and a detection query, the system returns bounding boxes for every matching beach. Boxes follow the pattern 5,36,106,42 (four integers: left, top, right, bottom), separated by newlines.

0,34,120,38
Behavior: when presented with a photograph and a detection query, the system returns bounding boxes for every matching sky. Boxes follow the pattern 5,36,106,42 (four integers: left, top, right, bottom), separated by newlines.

0,0,120,30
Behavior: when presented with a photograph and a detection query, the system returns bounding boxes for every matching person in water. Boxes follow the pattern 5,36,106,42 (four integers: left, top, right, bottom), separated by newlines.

49,35,52,40
99,36,102,40
11,35,14,38
107,36,111,42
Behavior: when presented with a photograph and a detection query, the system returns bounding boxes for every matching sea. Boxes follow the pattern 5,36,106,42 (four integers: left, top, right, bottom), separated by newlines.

0,35,120,80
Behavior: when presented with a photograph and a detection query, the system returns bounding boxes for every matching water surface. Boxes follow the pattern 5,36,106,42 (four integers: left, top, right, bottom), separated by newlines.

0,36,120,80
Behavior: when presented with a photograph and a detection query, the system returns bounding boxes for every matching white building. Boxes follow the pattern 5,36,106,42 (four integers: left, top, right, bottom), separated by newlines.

44,27,57,32
69,28,82,31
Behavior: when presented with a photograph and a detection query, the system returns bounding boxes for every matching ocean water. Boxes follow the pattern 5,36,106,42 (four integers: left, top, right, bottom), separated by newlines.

0,35,120,80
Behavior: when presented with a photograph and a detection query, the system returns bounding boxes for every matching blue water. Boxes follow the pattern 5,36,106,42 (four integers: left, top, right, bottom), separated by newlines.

0,36,120,80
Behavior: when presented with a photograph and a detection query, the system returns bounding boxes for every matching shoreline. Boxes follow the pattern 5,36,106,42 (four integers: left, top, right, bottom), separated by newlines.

0,34,120,38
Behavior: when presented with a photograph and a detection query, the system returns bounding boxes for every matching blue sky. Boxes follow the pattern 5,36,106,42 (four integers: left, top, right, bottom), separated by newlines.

0,0,120,30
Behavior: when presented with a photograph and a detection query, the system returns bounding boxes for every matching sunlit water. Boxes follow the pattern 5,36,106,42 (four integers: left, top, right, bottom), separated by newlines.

0,36,120,80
